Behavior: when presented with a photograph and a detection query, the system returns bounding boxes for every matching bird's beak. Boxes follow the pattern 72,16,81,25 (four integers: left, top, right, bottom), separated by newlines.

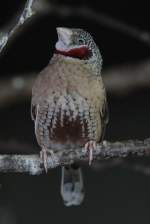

56,27,72,47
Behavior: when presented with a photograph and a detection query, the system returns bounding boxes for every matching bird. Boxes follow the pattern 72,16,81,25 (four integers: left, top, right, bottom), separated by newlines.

31,27,108,206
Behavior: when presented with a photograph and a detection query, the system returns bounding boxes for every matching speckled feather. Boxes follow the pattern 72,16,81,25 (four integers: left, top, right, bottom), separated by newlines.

31,54,107,152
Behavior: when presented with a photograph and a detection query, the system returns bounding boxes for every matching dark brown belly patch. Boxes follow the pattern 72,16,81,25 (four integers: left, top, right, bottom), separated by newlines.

35,96,97,150
49,113,89,149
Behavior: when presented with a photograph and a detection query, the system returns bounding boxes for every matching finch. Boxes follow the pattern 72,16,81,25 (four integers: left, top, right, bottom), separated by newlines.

31,27,108,206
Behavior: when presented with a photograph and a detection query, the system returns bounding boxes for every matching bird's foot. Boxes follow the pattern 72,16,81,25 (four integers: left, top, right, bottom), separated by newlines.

40,148,57,173
40,148,49,173
84,140,96,165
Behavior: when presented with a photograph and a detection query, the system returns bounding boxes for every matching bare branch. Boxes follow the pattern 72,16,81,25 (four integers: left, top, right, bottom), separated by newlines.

0,0,40,54
0,75,34,107
103,59,150,95
48,3,150,46
1,1,150,56
0,58,150,107
0,138,150,175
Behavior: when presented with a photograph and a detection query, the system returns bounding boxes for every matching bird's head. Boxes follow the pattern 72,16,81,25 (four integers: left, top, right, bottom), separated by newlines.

55,27,102,75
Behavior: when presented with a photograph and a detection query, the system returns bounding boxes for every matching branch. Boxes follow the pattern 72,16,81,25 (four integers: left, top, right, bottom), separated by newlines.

103,59,150,95
0,0,43,54
0,138,150,175
48,3,150,46
0,58,150,107
1,1,150,56
0,75,35,107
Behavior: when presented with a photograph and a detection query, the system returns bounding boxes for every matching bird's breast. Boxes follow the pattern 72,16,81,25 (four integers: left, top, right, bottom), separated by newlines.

33,55,104,150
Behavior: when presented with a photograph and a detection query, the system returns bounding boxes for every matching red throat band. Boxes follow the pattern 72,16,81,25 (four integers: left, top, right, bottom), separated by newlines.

55,46,90,59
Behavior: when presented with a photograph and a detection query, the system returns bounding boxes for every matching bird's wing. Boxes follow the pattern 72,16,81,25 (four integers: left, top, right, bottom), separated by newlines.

100,96,109,141
31,102,37,121
88,75,109,142
31,66,54,122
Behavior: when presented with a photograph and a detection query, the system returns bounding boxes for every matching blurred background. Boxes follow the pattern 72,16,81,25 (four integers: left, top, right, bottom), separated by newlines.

0,0,150,223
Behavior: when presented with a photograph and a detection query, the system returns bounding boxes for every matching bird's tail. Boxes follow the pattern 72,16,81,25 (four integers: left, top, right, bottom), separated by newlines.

60,164,85,206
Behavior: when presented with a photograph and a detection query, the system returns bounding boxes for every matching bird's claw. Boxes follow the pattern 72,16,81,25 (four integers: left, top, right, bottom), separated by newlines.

40,148,48,173
40,149,57,172
84,141,96,165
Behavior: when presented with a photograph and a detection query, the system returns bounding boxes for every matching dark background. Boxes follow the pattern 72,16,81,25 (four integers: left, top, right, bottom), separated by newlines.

0,0,150,223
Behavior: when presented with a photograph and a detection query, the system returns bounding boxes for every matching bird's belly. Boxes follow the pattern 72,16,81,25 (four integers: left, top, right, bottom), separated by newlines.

36,95,98,151
49,114,89,150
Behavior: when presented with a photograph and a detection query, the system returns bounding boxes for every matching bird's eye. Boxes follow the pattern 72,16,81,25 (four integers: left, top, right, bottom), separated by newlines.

78,39,84,45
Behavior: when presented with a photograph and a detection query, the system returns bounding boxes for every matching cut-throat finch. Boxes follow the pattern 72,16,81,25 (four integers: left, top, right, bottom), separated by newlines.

31,27,108,206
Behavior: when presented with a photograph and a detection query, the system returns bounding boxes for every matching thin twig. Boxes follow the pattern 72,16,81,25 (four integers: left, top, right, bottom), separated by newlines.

103,59,150,95
0,59,150,107
0,0,36,54
1,1,150,56
48,3,150,46
0,75,34,107
0,138,150,175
